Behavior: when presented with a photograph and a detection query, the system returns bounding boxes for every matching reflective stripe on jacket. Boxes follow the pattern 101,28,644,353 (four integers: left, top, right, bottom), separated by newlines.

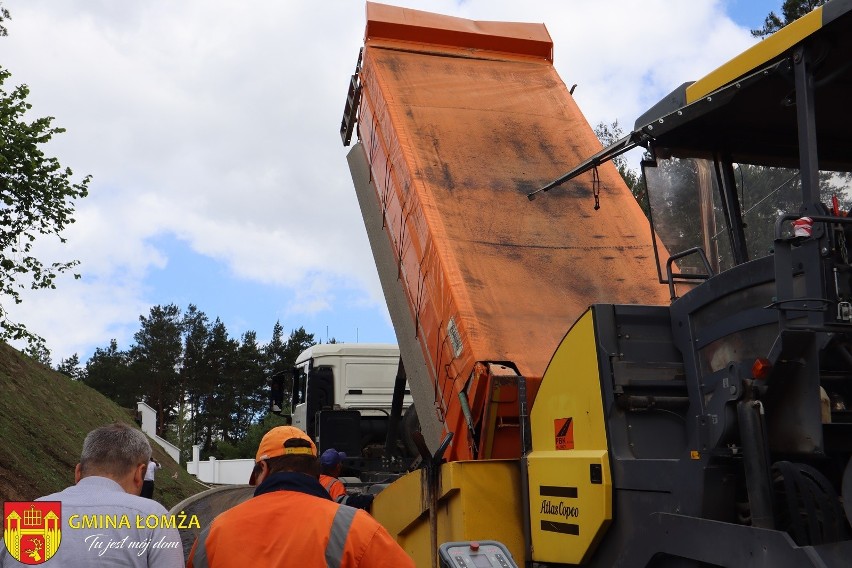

320,474,347,502
187,472,413,568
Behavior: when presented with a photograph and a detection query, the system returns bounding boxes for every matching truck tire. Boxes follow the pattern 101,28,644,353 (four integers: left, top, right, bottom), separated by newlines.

771,461,848,545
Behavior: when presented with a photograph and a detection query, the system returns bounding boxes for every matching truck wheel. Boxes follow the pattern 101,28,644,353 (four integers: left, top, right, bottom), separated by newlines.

771,461,848,545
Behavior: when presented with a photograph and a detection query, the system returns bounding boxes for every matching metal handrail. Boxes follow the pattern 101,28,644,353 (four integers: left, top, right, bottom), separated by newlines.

665,247,715,300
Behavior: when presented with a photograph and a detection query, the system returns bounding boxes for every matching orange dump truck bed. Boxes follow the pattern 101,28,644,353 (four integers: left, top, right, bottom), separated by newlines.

346,3,669,462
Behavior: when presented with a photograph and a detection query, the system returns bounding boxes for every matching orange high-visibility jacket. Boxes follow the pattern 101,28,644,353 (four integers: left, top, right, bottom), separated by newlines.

187,473,413,568
320,474,347,502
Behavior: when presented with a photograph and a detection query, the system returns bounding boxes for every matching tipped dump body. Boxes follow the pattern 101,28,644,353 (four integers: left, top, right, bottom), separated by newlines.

352,2,669,461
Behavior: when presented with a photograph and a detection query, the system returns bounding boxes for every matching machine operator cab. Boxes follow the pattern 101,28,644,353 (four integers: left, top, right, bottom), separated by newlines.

535,0,852,417
532,0,852,545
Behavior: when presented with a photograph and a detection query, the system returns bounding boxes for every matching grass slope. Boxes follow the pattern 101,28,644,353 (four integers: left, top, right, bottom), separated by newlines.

0,342,204,510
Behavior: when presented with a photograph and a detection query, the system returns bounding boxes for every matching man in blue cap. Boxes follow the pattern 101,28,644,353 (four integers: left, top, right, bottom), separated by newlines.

319,448,347,502
319,448,375,511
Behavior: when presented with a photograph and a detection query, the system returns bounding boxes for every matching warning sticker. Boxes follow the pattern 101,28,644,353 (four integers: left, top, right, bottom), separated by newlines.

554,417,574,450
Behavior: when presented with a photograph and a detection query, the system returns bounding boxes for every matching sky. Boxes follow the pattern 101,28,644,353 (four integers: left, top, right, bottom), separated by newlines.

0,0,784,365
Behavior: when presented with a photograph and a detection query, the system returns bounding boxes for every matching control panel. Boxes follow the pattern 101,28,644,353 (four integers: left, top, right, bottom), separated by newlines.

438,540,518,568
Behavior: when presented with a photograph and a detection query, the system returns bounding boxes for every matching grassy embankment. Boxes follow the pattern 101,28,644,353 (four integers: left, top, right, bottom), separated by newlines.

0,342,204,510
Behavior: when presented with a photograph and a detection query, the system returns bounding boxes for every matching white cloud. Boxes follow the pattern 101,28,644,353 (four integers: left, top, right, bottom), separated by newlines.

1,0,764,361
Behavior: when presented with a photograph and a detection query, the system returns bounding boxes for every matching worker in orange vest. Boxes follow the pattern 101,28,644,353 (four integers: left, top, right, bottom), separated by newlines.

186,426,414,567
319,448,348,502
319,448,376,511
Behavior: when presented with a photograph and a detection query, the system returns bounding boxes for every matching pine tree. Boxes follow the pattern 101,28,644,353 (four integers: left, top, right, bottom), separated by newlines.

197,318,237,453
56,353,82,380
84,340,138,407
232,330,266,438
129,304,183,437
180,304,210,457
752,0,826,38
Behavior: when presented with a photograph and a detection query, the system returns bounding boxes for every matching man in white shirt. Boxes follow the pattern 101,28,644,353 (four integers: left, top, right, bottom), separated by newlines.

142,458,161,499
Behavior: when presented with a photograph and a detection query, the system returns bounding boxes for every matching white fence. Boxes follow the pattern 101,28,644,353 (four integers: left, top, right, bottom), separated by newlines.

136,402,181,463
186,445,254,485
136,400,254,484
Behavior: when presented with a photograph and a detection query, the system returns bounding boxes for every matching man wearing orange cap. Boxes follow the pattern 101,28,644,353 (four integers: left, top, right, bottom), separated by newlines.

186,425,414,567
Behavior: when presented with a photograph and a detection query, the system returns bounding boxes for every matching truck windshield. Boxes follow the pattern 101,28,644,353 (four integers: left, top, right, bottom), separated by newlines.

645,156,852,276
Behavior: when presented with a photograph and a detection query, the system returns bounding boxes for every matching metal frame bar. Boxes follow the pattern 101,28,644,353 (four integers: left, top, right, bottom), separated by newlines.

714,153,749,265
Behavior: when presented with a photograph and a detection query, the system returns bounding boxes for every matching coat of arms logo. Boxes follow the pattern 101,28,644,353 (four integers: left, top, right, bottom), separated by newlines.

3,501,61,565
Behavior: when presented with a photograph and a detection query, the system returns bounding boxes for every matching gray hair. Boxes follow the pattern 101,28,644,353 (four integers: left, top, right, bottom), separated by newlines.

79,423,152,478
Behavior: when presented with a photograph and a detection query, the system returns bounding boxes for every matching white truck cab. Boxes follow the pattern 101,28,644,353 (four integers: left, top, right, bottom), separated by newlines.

290,343,415,460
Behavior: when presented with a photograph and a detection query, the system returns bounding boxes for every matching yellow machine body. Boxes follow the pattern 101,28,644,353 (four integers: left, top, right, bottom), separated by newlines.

372,460,526,568
527,310,612,564
372,310,611,566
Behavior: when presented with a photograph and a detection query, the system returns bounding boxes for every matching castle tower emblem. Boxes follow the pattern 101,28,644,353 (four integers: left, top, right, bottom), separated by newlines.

3,502,62,565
